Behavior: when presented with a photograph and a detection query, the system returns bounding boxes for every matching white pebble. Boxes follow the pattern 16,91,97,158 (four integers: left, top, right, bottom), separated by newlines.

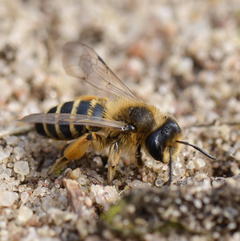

93,156,103,167
212,232,220,239
78,175,88,185
162,165,168,171
0,79,13,102
42,196,55,212
194,199,203,209
95,194,105,205
129,180,142,188
4,168,12,176
0,190,18,207
7,163,14,168
235,151,240,161
0,173,10,181
0,163,6,174
204,220,214,230
180,205,188,213
104,186,118,203
195,158,206,169
5,136,19,146
18,206,33,222
13,147,25,160
91,184,104,195
0,147,12,161
186,161,195,170
155,178,164,187
70,168,81,179
49,208,73,226
14,161,29,176
85,196,93,207
228,222,237,230
21,192,29,204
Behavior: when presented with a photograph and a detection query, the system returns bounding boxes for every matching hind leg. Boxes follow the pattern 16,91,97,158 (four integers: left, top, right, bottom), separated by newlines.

49,132,106,174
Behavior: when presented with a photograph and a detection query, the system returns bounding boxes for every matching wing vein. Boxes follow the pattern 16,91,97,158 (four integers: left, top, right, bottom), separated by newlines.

62,42,140,100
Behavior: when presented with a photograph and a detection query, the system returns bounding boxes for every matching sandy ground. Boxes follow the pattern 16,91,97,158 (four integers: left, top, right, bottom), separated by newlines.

0,1,240,240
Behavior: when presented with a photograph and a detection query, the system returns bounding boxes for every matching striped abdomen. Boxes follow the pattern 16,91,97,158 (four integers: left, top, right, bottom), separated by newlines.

35,99,105,140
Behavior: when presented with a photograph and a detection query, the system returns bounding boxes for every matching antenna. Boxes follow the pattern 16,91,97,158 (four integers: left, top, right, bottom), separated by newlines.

176,140,216,160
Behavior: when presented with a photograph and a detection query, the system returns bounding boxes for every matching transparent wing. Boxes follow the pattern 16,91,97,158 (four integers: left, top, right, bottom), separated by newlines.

19,113,125,131
63,42,140,100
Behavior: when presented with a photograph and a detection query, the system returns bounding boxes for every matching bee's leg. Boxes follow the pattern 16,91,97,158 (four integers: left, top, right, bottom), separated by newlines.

107,142,120,183
48,156,71,174
135,144,144,167
49,132,106,174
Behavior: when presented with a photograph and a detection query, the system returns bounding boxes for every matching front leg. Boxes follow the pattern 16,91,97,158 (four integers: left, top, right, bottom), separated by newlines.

107,142,120,183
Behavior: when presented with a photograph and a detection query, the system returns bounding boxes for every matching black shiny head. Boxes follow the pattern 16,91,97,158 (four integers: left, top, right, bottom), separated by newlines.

145,117,182,162
145,117,216,186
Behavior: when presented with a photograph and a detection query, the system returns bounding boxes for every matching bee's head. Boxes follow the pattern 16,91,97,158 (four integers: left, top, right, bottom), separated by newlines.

145,117,183,163
145,116,216,185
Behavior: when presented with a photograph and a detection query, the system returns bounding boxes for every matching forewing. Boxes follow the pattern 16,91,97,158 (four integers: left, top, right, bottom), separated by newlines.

63,42,139,100
20,113,125,131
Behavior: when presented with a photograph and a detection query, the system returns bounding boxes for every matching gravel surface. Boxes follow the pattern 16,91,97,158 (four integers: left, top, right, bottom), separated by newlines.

0,1,240,240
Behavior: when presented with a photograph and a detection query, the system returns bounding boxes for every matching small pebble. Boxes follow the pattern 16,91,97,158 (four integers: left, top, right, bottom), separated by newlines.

18,206,33,222
70,168,81,179
95,195,105,205
155,178,164,187
93,156,103,168
85,197,93,207
179,205,188,213
186,161,195,170
14,161,30,176
49,208,74,226
13,146,25,160
0,147,12,161
21,192,29,204
5,136,19,146
0,190,17,207
193,199,203,209
42,196,55,212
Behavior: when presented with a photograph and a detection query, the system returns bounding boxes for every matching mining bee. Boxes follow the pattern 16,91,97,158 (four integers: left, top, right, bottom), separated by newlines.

20,42,216,185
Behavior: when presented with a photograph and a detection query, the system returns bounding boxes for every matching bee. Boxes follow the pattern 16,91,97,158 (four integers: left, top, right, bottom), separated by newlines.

20,42,216,185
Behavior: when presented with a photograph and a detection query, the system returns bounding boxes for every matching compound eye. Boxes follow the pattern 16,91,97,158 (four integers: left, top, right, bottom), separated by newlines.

145,118,181,162
145,129,164,161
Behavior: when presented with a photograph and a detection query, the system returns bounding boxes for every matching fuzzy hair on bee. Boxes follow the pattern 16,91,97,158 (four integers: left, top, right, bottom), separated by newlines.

20,42,216,185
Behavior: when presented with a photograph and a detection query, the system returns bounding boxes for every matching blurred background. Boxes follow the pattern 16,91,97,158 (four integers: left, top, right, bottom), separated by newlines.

0,1,240,240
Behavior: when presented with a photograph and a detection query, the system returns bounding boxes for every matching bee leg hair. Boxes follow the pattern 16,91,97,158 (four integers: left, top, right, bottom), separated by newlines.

48,132,106,174
107,142,120,183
